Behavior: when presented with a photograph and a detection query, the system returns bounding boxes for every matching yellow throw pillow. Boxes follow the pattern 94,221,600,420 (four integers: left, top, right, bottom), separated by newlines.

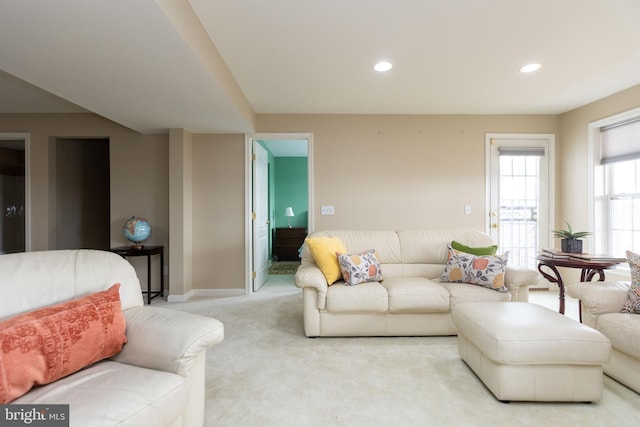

305,236,347,285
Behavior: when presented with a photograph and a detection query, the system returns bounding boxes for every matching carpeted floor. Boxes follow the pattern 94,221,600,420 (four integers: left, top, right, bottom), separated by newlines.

156,277,640,427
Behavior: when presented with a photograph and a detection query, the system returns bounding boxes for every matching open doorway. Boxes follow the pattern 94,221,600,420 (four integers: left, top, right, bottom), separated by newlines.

246,133,313,293
52,138,110,250
0,133,29,254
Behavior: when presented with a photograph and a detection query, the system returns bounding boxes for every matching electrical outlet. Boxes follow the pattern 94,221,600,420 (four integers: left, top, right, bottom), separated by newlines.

321,205,335,215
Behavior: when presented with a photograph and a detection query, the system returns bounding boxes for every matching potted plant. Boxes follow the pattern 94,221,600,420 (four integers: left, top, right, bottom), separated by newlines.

552,222,591,253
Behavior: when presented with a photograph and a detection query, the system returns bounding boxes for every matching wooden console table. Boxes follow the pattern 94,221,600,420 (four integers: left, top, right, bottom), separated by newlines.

110,245,164,304
536,255,623,318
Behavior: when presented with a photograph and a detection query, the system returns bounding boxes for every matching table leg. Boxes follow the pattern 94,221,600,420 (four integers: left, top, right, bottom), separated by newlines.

537,262,565,314
160,248,164,298
147,254,152,305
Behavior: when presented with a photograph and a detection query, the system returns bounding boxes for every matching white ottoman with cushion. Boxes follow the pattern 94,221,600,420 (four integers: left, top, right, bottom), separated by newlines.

451,302,611,402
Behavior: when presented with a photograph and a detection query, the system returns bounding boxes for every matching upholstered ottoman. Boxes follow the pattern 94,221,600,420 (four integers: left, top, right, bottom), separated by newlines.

451,302,611,402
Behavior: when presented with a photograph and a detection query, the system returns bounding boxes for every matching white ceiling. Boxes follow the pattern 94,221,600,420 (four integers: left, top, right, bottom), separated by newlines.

1,0,640,134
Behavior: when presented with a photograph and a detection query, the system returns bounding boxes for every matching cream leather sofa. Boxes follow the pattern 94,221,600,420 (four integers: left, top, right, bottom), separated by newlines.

567,281,640,393
295,230,539,337
0,250,224,427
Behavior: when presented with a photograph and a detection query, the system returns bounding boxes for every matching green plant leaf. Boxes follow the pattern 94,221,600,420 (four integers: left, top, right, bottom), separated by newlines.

552,221,591,239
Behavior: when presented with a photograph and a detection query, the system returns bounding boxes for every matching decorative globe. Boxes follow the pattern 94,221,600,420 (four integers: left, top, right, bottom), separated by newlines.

122,216,151,247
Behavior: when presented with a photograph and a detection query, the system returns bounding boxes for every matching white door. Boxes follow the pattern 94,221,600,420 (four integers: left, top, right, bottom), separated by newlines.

487,135,554,280
252,142,269,291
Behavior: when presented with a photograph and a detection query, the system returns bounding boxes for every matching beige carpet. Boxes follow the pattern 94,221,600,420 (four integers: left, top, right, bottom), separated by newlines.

156,278,640,427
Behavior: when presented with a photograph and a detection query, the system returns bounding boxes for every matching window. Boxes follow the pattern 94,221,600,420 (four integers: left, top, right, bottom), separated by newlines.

594,114,640,257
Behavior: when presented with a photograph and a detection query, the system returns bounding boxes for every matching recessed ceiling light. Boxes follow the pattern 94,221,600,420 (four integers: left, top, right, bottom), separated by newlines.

374,61,393,72
520,63,542,73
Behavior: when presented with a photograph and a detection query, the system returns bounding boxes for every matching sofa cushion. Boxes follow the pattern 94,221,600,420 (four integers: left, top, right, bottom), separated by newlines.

440,245,509,292
381,277,450,313
622,250,640,313
325,282,388,313
321,230,402,264
337,250,382,285
13,360,186,426
305,236,347,285
397,229,496,264
597,313,640,359
0,284,126,403
0,250,143,319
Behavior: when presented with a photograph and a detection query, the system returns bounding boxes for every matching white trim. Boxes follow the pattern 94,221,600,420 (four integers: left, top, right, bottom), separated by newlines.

244,132,314,295
588,106,640,254
166,290,194,302
0,132,31,252
244,136,252,295
166,288,245,302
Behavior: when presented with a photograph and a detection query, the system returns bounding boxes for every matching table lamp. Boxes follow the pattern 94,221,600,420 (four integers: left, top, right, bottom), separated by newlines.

284,207,295,228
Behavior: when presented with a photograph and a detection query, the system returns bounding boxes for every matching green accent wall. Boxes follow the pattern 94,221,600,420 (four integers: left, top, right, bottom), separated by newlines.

274,157,308,229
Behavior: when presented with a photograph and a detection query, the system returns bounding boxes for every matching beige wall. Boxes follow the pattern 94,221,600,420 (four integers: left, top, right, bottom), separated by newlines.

168,129,193,297
558,84,640,231
182,115,559,294
191,134,246,291
558,83,640,281
4,84,640,296
257,114,559,231
0,113,169,285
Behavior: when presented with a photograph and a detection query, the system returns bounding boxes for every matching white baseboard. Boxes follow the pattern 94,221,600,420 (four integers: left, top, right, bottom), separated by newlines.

166,288,246,302
166,290,194,302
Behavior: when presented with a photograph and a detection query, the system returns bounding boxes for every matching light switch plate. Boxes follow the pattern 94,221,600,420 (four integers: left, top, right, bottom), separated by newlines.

321,205,335,215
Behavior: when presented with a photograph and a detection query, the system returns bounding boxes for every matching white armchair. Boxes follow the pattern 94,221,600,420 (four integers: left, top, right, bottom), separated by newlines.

567,281,640,393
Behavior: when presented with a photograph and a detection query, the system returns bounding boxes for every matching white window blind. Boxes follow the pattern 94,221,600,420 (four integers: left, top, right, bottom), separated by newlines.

600,118,640,164
498,147,545,156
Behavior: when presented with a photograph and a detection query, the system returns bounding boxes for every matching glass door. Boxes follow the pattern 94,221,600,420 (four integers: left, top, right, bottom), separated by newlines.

487,135,553,275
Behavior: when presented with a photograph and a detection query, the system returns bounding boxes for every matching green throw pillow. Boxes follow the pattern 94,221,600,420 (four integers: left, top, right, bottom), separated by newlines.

451,240,498,256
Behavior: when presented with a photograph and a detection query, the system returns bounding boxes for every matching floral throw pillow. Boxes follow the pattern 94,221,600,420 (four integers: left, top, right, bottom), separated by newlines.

622,250,640,313
337,249,382,286
440,245,509,292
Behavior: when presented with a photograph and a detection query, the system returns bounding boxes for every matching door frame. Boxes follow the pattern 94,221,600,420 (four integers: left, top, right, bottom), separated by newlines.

244,132,314,294
485,132,555,244
0,132,31,253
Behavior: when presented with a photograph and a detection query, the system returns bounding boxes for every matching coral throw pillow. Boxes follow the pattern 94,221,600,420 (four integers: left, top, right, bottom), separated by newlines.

440,245,509,292
337,249,382,286
622,250,640,313
0,284,127,403
305,236,347,285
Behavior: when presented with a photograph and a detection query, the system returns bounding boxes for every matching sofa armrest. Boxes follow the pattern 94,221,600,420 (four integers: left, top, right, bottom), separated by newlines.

295,263,328,309
110,306,224,377
566,281,630,327
504,266,539,302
